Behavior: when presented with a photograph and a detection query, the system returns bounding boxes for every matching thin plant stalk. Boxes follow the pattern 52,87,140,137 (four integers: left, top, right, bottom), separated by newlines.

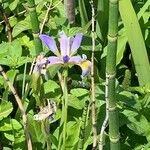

0,4,13,42
62,69,68,150
0,10,26,24
41,120,51,150
106,0,120,149
99,76,109,150
22,59,28,97
27,0,42,55
90,0,97,149
78,100,89,150
40,1,52,34
0,65,32,150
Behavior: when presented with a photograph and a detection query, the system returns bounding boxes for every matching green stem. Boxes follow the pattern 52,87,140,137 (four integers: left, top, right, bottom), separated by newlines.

62,69,68,150
78,100,89,150
41,120,51,150
22,59,28,97
27,0,42,55
106,0,120,149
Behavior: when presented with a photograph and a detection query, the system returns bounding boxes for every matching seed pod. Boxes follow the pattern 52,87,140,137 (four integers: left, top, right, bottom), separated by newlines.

64,0,75,24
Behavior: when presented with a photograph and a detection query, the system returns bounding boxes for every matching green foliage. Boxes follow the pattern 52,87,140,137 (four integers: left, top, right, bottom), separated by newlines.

0,101,13,121
0,0,150,149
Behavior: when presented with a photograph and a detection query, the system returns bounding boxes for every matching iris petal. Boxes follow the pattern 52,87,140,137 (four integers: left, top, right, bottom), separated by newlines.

79,60,91,78
33,53,47,74
39,34,59,55
48,56,63,65
59,31,69,56
69,56,82,64
71,33,83,56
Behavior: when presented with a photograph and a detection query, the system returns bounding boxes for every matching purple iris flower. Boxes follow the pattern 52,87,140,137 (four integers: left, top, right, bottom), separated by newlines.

33,53,48,75
39,31,91,78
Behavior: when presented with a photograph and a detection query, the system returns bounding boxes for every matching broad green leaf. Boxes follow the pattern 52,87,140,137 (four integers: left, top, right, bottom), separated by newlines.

43,80,61,98
0,40,29,67
70,88,89,97
44,80,60,93
9,16,18,27
27,113,45,144
65,121,80,148
68,94,84,110
0,42,9,54
3,147,12,150
122,110,150,136
47,65,61,79
68,27,83,36
11,119,22,130
9,0,19,11
12,16,31,37
4,133,14,141
6,69,18,85
0,101,13,121
0,119,22,131
117,91,141,110
9,39,22,58
55,1,65,17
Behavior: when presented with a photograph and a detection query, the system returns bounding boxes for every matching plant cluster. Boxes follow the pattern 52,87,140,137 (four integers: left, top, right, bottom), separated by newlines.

0,0,150,150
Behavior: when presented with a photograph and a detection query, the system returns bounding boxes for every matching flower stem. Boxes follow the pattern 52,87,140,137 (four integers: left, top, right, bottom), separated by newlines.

62,69,68,150
42,120,51,150
78,100,89,150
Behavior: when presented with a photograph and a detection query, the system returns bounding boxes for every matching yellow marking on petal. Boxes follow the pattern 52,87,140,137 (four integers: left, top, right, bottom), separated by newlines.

80,61,90,70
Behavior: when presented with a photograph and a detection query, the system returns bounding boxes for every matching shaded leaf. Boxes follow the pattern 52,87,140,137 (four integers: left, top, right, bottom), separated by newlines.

0,101,13,121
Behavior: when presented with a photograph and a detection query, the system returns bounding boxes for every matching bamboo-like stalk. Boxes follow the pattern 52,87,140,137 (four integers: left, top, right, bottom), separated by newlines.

106,0,120,149
78,100,89,150
64,0,75,24
90,0,97,149
0,66,32,150
26,0,42,55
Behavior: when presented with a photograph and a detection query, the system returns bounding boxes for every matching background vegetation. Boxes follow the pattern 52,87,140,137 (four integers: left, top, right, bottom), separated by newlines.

0,0,150,149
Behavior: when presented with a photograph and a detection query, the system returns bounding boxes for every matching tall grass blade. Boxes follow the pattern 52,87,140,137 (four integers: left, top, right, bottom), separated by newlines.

78,0,88,26
119,0,150,86
96,0,109,42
